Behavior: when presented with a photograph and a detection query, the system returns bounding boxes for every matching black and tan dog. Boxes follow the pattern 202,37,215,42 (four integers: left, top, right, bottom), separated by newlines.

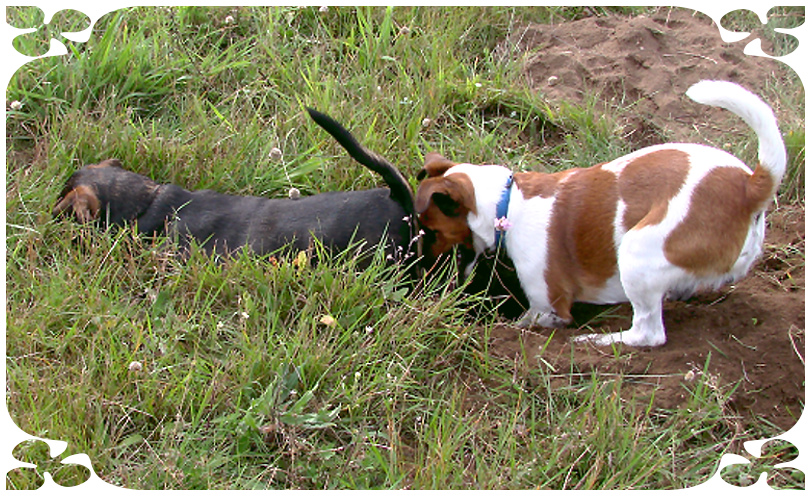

53,109,418,263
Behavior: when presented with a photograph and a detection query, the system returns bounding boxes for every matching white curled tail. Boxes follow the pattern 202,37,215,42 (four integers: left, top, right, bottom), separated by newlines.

686,80,786,197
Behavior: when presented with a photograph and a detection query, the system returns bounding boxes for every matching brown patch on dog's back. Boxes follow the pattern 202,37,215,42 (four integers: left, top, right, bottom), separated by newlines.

619,149,690,229
544,165,620,319
514,169,574,199
665,166,755,275
744,161,777,210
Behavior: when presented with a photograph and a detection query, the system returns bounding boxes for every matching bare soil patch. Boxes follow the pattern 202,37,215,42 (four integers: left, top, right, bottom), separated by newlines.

486,9,804,432
501,8,793,147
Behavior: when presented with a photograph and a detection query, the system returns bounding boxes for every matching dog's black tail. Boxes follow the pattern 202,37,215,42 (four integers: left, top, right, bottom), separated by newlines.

307,108,415,215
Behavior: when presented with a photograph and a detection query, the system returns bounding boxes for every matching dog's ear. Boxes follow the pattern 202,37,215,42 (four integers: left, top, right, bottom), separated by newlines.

418,152,457,180
52,185,101,223
415,174,477,216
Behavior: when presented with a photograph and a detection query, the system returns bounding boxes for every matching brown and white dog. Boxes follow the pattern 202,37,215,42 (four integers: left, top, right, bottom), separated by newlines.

415,81,786,347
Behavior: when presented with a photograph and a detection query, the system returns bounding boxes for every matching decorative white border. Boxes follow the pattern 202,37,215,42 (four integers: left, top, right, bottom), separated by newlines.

2,1,807,493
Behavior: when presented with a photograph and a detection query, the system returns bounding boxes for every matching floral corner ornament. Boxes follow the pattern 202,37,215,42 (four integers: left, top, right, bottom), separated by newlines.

720,439,805,490
720,6,804,57
6,439,92,490
7,6,92,58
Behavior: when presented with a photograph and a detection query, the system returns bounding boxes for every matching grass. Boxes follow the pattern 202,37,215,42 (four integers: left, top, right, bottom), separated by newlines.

5,6,805,490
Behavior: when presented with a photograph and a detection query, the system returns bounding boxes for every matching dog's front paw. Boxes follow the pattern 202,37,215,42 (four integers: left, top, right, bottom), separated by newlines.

516,310,568,329
572,328,666,347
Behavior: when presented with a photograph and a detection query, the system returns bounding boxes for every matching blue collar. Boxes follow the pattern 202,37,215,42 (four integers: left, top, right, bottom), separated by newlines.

494,174,513,248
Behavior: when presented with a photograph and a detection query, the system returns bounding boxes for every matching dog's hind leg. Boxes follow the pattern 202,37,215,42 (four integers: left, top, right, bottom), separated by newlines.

574,231,678,347
575,284,667,347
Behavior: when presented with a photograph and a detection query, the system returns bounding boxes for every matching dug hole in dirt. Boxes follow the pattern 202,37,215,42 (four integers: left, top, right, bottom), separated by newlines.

481,8,804,433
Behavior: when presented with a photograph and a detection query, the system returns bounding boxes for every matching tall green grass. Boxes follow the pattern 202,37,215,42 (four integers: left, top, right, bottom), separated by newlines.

6,6,803,490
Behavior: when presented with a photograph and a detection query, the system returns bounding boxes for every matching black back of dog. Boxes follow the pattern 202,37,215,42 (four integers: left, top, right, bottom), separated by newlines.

53,111,419,263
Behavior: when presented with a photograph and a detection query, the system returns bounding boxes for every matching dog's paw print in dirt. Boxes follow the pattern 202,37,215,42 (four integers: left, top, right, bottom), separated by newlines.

6,6,91,58
5,439,91,490
721,439,805,489
720,6,804,57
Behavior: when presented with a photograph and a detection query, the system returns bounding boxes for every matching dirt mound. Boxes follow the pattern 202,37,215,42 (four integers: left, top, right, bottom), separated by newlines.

486,9,804,432
500,8,790,146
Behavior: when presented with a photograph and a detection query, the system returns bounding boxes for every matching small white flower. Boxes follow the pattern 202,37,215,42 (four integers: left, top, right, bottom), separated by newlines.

269,147,283,161
224,15,235,24
10,100,23,110
128,361,143,373
474,82,482,88
319,6,329,13
288,187,301,200
421,118,432,127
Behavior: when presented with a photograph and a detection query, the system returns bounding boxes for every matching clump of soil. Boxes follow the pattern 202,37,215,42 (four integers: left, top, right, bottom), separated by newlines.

486,8,804,432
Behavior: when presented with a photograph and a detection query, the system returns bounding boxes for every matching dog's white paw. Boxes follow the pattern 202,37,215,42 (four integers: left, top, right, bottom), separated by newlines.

517,310,568,329
573,329,666,347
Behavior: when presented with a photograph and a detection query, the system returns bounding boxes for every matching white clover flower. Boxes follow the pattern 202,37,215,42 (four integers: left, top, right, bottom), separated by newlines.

421,118,432,127
224,15,235,24
319,6,329,13
10,100,23,110
128,361,143,373
269,147,283,161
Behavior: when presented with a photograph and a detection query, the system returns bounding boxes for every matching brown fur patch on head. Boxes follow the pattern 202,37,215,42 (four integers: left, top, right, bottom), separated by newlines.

415,173,477,258
665,166,757,276
52,184,101,223
619,149,690,230
418,152,458,180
